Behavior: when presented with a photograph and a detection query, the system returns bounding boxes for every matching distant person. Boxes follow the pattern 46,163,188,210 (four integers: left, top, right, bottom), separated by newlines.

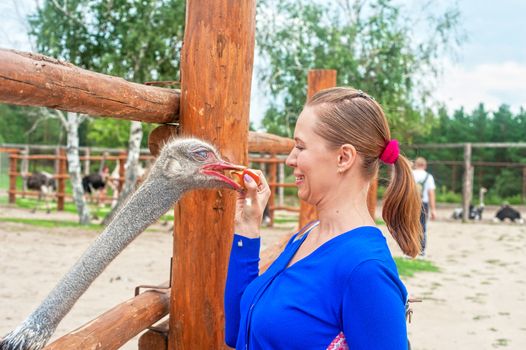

412,157,436,256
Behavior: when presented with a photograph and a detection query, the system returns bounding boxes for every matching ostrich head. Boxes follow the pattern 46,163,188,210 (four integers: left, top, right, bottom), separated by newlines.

151,137,246,192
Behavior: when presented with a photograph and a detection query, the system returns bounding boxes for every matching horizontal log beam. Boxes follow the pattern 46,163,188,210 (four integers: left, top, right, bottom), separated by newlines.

43,290,169,350
248,131,294,154
408,142,526,149
0,49,180,123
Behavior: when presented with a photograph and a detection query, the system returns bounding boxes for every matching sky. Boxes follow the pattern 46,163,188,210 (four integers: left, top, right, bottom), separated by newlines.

1,0,525,129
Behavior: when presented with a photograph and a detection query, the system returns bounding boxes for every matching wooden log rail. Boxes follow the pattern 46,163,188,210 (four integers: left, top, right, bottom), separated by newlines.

8,153,154,162
7,147,300,211
0,49,180,123
42,290,169,350
6,151,158,208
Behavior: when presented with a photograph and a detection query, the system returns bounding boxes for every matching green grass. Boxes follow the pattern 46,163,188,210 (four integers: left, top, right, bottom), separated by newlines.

273,216,298,224
394,257,439,277
0,173,8,190
1,194,175,222
0,217,101,230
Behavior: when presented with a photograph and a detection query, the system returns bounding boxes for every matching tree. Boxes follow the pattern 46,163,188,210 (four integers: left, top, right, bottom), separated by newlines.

256,0,464,140
0,105,64,145
28,0,185,222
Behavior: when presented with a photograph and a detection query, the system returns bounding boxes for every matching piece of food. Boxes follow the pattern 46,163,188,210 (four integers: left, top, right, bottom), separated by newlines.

229,168,261,189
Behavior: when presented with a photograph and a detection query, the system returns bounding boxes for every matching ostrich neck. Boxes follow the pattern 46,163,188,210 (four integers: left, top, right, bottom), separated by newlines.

30,177,181,329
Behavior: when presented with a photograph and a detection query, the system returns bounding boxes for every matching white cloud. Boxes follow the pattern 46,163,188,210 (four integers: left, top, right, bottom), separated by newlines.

435,60,526,113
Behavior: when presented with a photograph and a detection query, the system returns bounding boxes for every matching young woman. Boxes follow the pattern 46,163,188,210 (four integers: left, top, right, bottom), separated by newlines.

225,87,421,349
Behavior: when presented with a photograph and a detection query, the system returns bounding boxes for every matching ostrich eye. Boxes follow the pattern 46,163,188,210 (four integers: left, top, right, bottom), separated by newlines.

194,149,211,161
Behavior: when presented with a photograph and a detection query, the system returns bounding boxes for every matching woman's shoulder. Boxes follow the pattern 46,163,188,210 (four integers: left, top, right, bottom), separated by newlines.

331,226,398,278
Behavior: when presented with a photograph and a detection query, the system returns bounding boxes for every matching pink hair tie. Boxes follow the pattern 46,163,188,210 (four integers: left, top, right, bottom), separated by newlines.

380,139,399,164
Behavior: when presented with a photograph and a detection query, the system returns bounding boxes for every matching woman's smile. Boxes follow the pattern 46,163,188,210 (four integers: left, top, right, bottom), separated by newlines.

294,174,305,185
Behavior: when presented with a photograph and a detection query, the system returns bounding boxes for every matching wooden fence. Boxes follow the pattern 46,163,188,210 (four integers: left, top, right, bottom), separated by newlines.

4,147,298,225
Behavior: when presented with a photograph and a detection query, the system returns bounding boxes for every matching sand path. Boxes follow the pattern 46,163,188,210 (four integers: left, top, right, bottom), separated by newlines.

1,204,525,349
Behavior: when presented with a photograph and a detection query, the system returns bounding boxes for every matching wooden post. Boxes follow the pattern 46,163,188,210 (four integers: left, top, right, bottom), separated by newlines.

84,148,91,175
169,0,256,349
278,162,285,206
8,150,18,204
299,69,337,228
462,143,472,222
451,164,457,192
21,146,29,197
118,151,127,192
57,148,67,211
138,319,169,350
54,147,60,179
268,153,277,227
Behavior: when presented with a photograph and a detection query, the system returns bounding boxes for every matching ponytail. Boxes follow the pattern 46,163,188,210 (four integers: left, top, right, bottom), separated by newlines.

381,155,422,258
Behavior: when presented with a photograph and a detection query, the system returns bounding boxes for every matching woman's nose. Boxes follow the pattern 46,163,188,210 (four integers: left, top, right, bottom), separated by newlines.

286,150,296,168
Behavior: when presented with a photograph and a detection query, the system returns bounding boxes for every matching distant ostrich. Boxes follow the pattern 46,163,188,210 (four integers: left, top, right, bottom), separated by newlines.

452,187,486,220
82,167,110,205
493,204,524,224
0,138,246,350
26,172,56,214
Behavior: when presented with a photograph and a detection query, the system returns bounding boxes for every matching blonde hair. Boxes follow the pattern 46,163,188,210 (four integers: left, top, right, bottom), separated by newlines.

414,157,427,169
307,87,422,257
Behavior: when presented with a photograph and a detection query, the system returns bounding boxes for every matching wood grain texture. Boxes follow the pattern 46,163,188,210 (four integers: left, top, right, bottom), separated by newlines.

138,319,169,350
148,125,179,157
0,49,180,123
43,290,169,350
170,0,256,349
248,131,294,154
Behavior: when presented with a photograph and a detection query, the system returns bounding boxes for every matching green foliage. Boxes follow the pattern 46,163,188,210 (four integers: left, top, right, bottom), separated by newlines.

27,0,186,147
393,257,439,277
494,169,522,198
411,105,526,201
435,186,462,203
0,105,65,145
86,118,131,148
256,0,464,140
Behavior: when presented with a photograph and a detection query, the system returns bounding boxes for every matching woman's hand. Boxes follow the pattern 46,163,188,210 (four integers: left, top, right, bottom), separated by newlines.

234,169,270,238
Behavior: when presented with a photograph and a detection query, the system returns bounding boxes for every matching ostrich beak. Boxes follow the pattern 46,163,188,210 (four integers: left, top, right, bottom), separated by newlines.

201,161,246,191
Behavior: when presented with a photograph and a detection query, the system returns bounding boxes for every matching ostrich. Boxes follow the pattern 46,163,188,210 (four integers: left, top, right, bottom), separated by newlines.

493,204,524,224
452,187,487,220
26,172,56,214
0,138,246,350
82,167,110,205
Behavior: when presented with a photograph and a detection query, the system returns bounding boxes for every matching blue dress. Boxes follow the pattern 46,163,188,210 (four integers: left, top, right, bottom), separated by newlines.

224,224,409,350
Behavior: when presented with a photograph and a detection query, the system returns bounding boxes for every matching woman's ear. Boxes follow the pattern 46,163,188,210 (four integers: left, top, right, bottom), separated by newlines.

337,144,357,172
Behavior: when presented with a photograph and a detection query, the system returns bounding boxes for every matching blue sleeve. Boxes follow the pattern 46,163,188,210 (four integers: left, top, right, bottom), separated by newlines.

342,260,408,350
224,234,261,347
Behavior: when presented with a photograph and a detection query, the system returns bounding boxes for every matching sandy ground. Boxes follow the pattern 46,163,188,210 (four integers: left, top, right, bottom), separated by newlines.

1,203,526,349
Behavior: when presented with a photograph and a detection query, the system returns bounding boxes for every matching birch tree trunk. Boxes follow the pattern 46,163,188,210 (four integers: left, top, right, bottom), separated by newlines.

64,112,91,225
122,120,143,197
102,121,143,226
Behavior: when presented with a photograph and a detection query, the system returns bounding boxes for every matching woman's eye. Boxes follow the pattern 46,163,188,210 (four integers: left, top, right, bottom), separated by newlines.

295,145,304,150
